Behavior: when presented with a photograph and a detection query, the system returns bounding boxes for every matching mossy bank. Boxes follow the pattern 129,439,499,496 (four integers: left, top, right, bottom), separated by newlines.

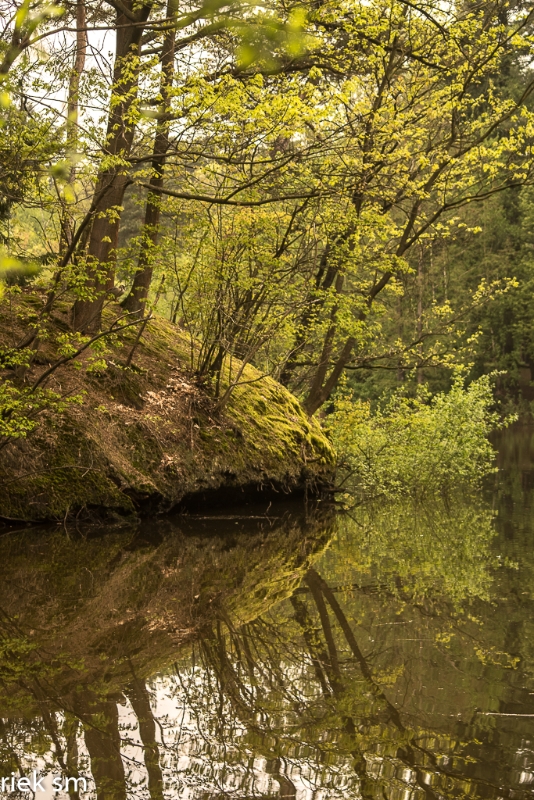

0,294,335,522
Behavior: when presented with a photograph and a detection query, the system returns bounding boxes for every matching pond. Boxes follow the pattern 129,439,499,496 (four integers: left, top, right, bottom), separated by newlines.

0,426,533,799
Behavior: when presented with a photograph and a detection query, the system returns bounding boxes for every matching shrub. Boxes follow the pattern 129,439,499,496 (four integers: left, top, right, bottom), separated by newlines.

327,374,510,503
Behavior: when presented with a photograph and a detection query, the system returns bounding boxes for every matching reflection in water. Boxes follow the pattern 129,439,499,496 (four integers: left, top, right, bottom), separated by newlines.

1,429,534,799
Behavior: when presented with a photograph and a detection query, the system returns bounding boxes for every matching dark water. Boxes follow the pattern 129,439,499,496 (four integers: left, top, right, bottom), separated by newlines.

1,427,533,799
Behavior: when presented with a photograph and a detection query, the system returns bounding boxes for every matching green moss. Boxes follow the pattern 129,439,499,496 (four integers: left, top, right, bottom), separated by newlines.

0,306,335,521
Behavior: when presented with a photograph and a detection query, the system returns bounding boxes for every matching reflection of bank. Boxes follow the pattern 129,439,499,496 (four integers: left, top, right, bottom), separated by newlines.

0,485,533,800
178,493,532,800
0,507,333,799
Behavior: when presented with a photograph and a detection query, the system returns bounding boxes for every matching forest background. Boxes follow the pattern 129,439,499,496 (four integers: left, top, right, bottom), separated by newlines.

2,0,534,492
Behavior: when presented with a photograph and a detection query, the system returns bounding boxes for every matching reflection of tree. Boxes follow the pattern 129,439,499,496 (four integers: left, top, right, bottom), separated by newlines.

306,568,404,728
303,568,440,800
124,673,164,800
79,694,126,800
0,490,533,799
0,510,333,799
0,717,27,786
329,495,498,605
39,708,82,800
185,517,533,800
195,569,445,800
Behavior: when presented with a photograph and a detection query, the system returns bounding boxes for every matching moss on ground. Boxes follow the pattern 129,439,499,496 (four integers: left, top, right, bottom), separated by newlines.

0,293,335,521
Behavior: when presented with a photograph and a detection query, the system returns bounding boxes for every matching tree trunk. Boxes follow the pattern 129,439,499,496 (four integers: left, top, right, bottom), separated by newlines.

70,0,152,333
121,0,178,315
416,246,423,384
279,228,356,389
59,0,86,254
279,242,335,387
302,271,350,416
303,335,356,416
64,714,81,800
301,267,396,415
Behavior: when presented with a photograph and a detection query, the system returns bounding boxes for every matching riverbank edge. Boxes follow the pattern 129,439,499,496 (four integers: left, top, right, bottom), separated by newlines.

0,297,336,523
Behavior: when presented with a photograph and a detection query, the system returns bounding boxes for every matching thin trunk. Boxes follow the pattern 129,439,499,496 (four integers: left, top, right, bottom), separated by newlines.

70,0,152,333
301,272,344,415
293,582,376,799
59,0,86,254
64,714,81,800
303,335,356,416
304,571,343,692
302,265,396,415
122,0,178,315
67,0,87,157
279,243,334,387
397,292,404,384
290,595,332,697
39,707,81,800
307,568,405,731
416,247,423,384
280,228,355,389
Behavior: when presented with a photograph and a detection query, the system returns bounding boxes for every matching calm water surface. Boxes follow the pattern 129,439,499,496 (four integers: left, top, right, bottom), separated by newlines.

0,426,533,799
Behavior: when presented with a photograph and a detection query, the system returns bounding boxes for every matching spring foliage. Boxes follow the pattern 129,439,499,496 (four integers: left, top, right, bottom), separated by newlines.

328,375,509,502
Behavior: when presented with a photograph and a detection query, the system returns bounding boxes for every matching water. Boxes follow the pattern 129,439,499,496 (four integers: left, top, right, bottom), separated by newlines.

0,427,533,799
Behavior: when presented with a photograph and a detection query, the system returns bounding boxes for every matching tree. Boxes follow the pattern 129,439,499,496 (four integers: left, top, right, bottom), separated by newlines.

117,0,534,413
3,0,534,417
274,0,534,413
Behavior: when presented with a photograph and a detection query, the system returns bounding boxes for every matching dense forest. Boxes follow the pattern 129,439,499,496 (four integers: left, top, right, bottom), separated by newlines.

2,0,534,516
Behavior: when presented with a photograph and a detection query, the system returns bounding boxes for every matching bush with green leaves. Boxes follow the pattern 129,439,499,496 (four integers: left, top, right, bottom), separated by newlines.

0,382,83,448
328,374,510,503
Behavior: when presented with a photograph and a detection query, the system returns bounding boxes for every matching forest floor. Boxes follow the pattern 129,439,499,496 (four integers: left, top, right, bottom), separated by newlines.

0,290,335,523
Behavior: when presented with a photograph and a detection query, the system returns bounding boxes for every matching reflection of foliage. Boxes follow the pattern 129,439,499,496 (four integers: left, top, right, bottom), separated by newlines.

162,552,526,800
0,509,333,717
328,496,498,605
328,374,507,502
1,470,533,800
153,490,531,800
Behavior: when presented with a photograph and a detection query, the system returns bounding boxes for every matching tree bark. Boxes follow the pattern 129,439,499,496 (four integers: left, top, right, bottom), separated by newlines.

303,334,356,416
67,0,87,158
302,266,396,415
121,0,178,315
70,0,153,333
280,230,354,389
416,245,424,384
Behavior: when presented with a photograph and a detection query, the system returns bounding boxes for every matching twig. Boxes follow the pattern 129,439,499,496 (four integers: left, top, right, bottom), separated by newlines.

124,314,153,367
30,314,146,392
